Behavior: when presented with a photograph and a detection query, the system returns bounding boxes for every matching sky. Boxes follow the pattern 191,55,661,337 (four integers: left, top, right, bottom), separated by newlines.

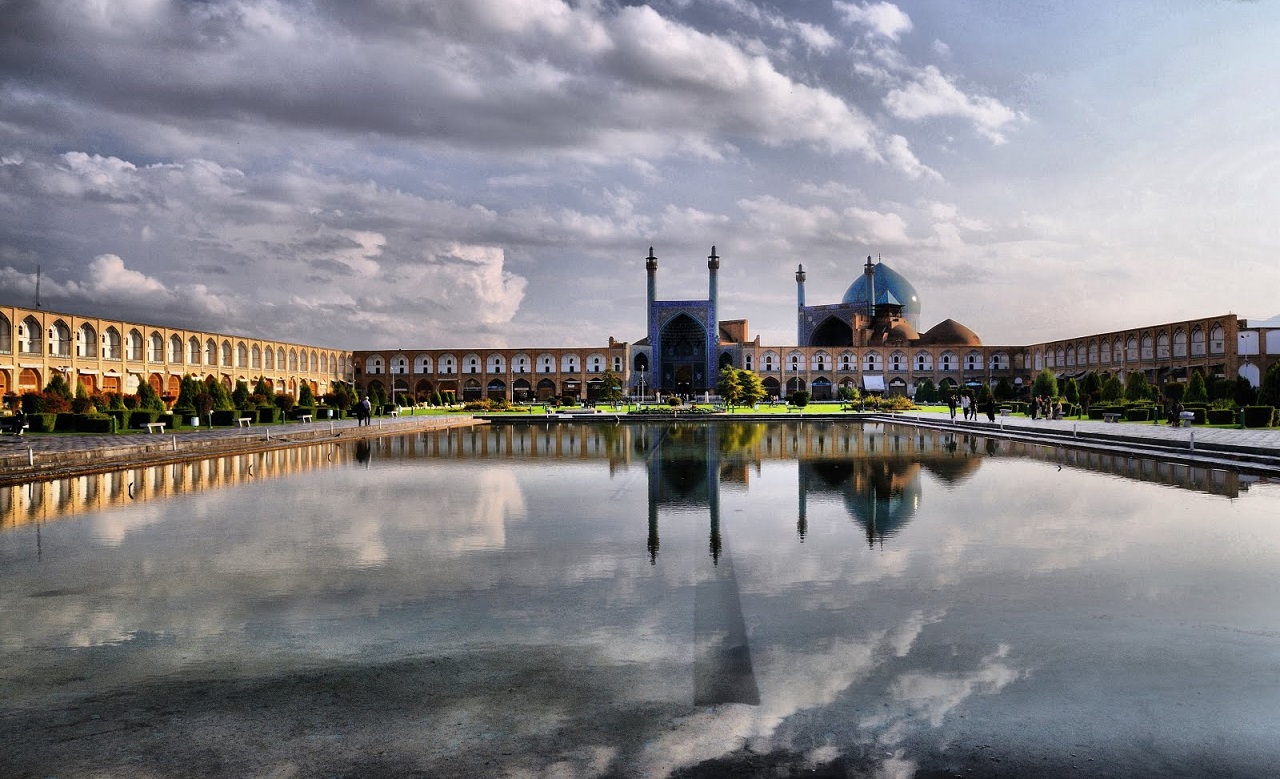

2,0,1279,352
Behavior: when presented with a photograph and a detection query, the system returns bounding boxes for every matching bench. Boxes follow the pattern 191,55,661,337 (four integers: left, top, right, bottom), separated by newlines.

297,414,312,424
237,417,253,428
387,408,399,417
999,408,1012,417
1179,411,1195,428
1103,413,1121,423
2,421,29,436
145,422,166,434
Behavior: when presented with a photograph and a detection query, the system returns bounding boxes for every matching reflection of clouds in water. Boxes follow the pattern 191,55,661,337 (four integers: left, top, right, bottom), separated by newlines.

635,610,963,777
89,503,171,546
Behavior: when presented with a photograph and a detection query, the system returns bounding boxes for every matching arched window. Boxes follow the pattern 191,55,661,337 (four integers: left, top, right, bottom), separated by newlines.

289,349,299,371
19,316,42,355
915,351,932,371
561,353,579,372
864,351,881,372
103,327,121,360
205,338,217,365
50,320,72,357
221,340,232,366
1173,329,1187,358
990,352,1008,370
77,323,98,358
965,350,982,371
1126,336,1138,362
121,329,140,361
890,351,905,371
415,354,434,374
1100,340,1111,364
167,334,182,363
0,313,10,355
633,353,649,372
439,354,456,374
587,353,605,373
1210,325,1225,354
265,347,276,370
512,353,530,374
1156,332,1170,359
1140,334,1153,360
1087,343,1098,365
252,345,262,369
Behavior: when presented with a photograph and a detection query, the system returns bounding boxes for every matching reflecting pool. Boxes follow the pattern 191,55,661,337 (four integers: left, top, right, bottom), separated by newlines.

3,422,1280,778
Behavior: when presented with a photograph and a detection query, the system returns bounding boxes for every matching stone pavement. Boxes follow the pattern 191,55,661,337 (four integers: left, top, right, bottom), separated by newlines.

869,410,1280,473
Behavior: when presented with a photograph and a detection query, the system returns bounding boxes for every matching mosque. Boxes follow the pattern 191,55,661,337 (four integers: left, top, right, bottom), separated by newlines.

3,246,1276,405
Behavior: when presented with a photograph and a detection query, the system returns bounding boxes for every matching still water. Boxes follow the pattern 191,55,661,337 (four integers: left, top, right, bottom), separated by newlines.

3,421,1280,778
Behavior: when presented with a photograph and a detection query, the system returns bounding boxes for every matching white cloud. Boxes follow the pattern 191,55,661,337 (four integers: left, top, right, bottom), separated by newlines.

884,66,1026,144
834,1,913,42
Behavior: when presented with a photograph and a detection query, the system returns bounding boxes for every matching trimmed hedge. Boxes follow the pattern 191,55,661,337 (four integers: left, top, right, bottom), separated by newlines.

55,413,80,432
1125,407,1150,422
257,406,279,424
27,413,57,433
78,415,116,433
1207,408,1236,425
210,409,238,426
129,410,160,429
1243,406,1275,428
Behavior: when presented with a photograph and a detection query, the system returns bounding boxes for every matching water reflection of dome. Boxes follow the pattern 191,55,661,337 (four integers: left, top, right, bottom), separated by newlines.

920,455,983,485
802,459,922,545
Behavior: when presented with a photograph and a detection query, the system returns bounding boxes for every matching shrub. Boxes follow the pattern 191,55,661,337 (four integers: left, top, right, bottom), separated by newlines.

1206,408,1236,425
667,396,683,407
27,413,58,433
211,409,238,426
128,410,159,429
1125,407,1150,422
104,409,127,429
77,415,116,433
791,390,810,408
257,406,280,424
1182,406,1207,425
55,413,80,432
1088,407,1107,420
1243,406,1274,428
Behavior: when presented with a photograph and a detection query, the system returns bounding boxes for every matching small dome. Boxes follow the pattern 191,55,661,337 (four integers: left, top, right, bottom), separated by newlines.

869,319,920,344
921,318,982,346
841,261,921,326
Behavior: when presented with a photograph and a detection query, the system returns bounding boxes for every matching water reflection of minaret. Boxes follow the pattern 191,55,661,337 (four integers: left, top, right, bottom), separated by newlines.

645,424,759,705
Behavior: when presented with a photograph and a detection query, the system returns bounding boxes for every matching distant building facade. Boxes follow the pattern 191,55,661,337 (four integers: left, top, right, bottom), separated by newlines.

0,304,350,400
8,247,1279,406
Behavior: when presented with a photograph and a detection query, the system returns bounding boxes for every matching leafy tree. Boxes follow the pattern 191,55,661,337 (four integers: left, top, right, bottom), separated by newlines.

44,373,74,402
1031,369,1058,400
1063,378,1079,407
74,379,89,400
204,375,234,411
1101,374,1124,402
1124,371,1152,403
432,389,443,407
1233,376,1258,407
298,381,316,408
1081,371,1102,403
791,390,810,408
274,393,296,415
253,376,272,397
194,392,214,418
137,380,166,411
716,366,743,408
1257,362,1280,407
232,379,252,409
915,377,938,403
1184,370,1209,404
599,369,626,405
737,369,766,408
992,377,1014,402
175,375,203,410
1163,382,1185,403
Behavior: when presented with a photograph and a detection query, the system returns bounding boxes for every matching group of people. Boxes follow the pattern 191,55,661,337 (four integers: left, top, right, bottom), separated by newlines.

2,408,26,435
1029,395,1063,420
947,393,996,423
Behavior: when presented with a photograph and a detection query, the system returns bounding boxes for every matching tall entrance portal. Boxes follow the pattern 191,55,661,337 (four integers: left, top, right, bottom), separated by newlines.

661,314,708,395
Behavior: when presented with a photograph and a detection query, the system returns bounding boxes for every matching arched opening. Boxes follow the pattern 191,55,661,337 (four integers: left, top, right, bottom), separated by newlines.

633,353,649,373
536,378,557,401
18,368,40,392
414,379,434,403
486,379,507,402
512,378,532,402
811,376,833,400
809,316,853,347
659,313,708,393
719,352,735,369
762,376,781,400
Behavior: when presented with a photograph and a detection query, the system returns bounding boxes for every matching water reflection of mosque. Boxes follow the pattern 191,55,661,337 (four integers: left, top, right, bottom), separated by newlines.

643,423,989,561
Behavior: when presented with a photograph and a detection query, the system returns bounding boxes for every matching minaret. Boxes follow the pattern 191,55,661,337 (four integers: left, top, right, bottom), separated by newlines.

707,245,720,315
646,246,658,309
864,255,876,319
795,263,806,344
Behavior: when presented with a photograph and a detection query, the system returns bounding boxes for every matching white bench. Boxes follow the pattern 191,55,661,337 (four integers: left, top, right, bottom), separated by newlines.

999,408,1012,417
1179,411,1195,428
237,417,253,427
145,422,166,434
297,414,312,423
1103,413,1121,423
387,408,399,417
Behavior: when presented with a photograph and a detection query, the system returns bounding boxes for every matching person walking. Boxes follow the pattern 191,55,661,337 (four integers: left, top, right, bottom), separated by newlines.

948,394,957,421
960,394,971,421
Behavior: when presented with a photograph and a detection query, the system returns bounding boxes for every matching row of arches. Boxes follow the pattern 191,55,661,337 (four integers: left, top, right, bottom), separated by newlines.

367,376,604,403
0,314,345,374
0,367,318,399
1034,324,1226,371
363,352,623,377
713,349,1011,374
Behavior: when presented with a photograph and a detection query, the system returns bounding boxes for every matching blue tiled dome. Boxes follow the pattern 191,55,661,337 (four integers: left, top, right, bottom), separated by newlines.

841,261,921,325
